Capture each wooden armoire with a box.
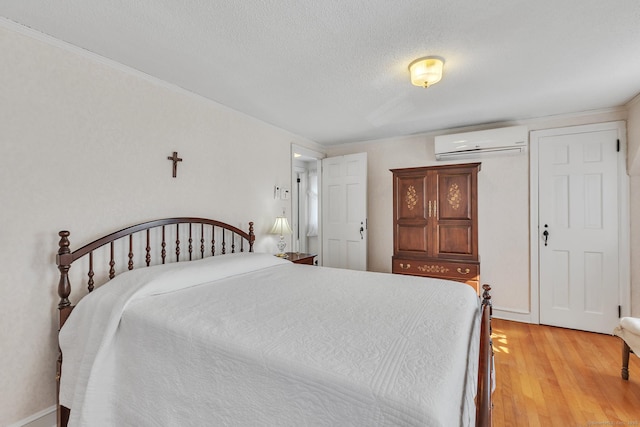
[391,163,480,292]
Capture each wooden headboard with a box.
[56,217,255,326]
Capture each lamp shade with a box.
[408,56,444,88]
[269,216,293,235]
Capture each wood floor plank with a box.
[492,319,640,427]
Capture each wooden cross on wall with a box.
[167,151,182,178]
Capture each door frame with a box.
[529,121,631,325]
[291,144,325,264]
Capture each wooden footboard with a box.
[476,284,493,427]
[55,218,255,427]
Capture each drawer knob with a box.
[400,263,411,269]
[457,267,471,275]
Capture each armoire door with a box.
[393,172,430,256]
[432,165,479,260]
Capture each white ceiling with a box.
[2,1,640,145]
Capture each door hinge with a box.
[617,139,620,152]
[618,305,622,318]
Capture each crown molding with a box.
[626,92,640,108]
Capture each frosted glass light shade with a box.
[409,57,444,88]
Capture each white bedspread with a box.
[60,253,481,427]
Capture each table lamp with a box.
[270,215,293,257]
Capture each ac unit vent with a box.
[434,126,528,161]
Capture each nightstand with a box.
[284,252,316,265]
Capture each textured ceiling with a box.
[2,1,640,145]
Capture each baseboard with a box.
[492,306,534,324]
[7,405,56,427]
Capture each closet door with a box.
[322,153,368,270]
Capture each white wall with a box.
[0,22,321,425]
[326,109,634,321]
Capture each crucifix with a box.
[167,151,182,178]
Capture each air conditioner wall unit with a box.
[434,125,528,160]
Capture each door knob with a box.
[543,224,549,246]
[360,222,364,239]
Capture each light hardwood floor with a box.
[492,319,640,426]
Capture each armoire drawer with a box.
[392,258,480,282]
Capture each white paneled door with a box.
[537,125,621,334]
[322,153,367,270]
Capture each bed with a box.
[55,217,493,427]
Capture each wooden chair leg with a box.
[622,341,630,381]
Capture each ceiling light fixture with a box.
[408,56,444,88]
